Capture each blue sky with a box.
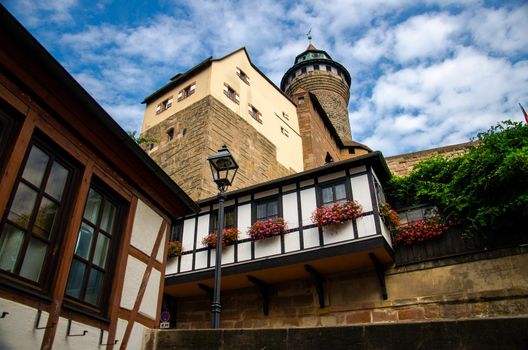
[3,0,528,156]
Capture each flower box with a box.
[167,241,183,258]
[312,200,363,227]
[249,218,288,241]
[202,228,240,248]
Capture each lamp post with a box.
[207,145,238,329]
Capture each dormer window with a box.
[248,104,262,123]
[177,82,196,102]
[236,67,250,85]
[223,83,240,104]
[155,96,173,115]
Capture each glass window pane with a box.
[84,269,103,305]
[74,223,94,260]
[93,234,110,268]
[256,203,266,220]
[83,189,102,224]
[19,238,47,282]
[100,201,117,234]
[0,224,25,273]
[33,198,58,239]
[268,201,278,218]
[8,183,38,229]
[322,187,333,204]
[65,259,86,299]
[225,208,235,229]
[335,184,347,201]
[22,146,49,187]
[44,162,69,201]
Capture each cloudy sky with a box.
[4,0,528,156]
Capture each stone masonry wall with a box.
[141,96,295,201]
[172,248,528,329]
[285,71,352,143]
[386,142,475,176]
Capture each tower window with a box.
[298,97,304,105]
[248,104,262,123]
[155,96,173,115]
[326,65,332,72]
[177,82,196,101]
[236,67,250,85]
[167,128,174,141]
[281,126,289,137]
[223,83,240,104]
[282,112,289,120]
[301,67,307,74]
[314,65,319,70]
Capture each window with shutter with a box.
[177,83,196,102]
[236,67,250,85]
[223,83,239,104]
[248,104,262,123]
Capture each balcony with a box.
[165,152,393,298]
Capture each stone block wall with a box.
[386,142,474,176]
[285,71,352,142]
[171,248,528,329]
[141,96,295,201]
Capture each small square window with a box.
[314,65,319,70]
[236,67,250,85]
[298,97,304,105]
[156,96,173,115]
[254,197,279,221]
[326,65,332,72]
[177,83,196,101]
[210,207,236,233]
[319,181,347,205]
[301,67,307,74]
[223,84,240,104]
[280,126,289,137]
[282,112,289,120]
[248,104,262,123]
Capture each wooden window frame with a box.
[253,196,281,222]
[64,179,127,318]
[0,134,81,296]
[236,67,250,85]
[177,82,196,102]
[248,104,262,124]
[155,96,173,115]
[223,83,240,104]
[317,179,350,206]
[209,206,236,234]
[280,126,289,137]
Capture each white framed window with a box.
[281,126,289,137]
[282,112,289,120]
[223,83,240,104]
[236,67,250,85]
[248,104,262,123]
[177,82,196,102]
[156,96,173,115]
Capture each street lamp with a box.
[207,145,238,328]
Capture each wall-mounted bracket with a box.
[67,319,88,337]
[369,252,388,300]
[197,283,214,302]
[100,329,118,346]
[305,264,325,308]
[1,312,8,318]
[35,309,56,330]
[247,275,269,316]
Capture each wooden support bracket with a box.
[247,275,269,316]
[197,283,214,302]
[304,264,325,308]
[369,252,388,300]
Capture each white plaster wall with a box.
[120,255,146,310]
[300,188,317,226]
[282,183,296,192]
[130,199,163,256]
[195,250,208,269]
[349,165,367,175]
[237,204,252,238]
[238,195,251,203]
[284,231,300,252]
[115,318,146,350]
[139,268,161,320]
[237,241,252,261]
[211,244,235,266]
[380,220,393,247]
[254,236,281,258]
[254,188,278,200]
[318,170,346,183]
[165,256,179,275]
[303,227,320,248]
[156,231,166,263]
[0,299,47,349]
[182,217,196,252]
[180,254,193,272]
[350,175,373,212]
[196,214,210,249]
[322,220,354,245]
[356,215,376,238]
[53,317,102,349]
[300,179,314,187]
[282,192,299,229]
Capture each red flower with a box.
[249,218,288,241]
[202,228,240,248]
[312,200,363,227]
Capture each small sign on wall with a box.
[160,322,170,329]
[160,311,170,329]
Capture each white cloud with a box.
[5,0,78,25]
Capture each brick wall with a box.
[285,71,352,143]
[171,248,528,329]
[141,96,295,201]
[386,142,474,176]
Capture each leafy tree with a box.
[127,130,158,145]
[387,121,528,238]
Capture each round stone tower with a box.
[281,44,353,142]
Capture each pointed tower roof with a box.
[306,43,318,51]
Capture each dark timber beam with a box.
[247,275,270,316]
[304,264,325,308]
[369,252,388,300]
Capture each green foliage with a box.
[387,121,528,236]
[127,130,158,145]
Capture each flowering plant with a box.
[202,228,240,248]
[392,216,449,245]
[312,200,363,227]
[380,203,401,231]
[167,241,183,258]
[249,218,287,241]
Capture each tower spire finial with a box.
[306,28,312,43]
